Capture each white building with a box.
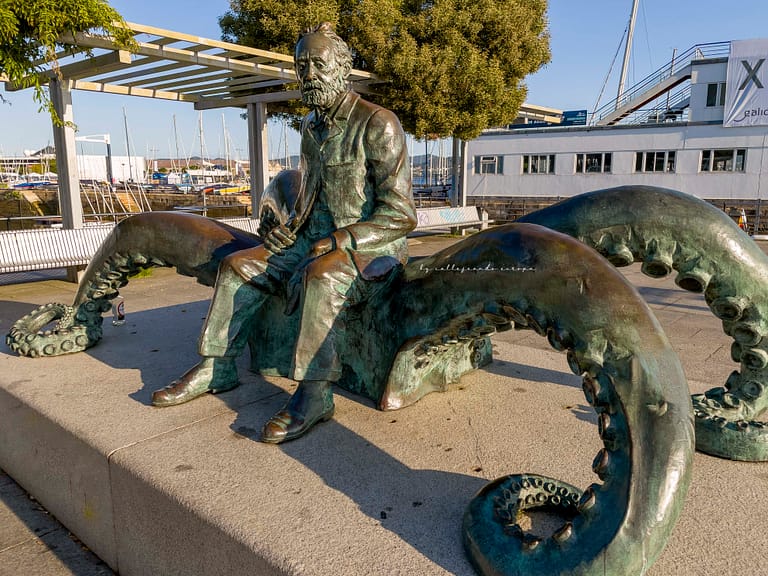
[465,40,768,203]
[76,154,146,184]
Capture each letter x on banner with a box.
[724,39,768,127]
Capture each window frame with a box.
[634,150,677,173]
[522,154,555,175]
[705,82,727,107]
[700,149,746,172]
[474,155,504,175]
[575,152,612,174]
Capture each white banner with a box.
[724,39,768,127]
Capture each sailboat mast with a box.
[616,0,640,108]
[173,114,181,173]
[222,113,231,180]
[123,107,134,182]
[199,112,207,215]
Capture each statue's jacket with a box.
[293,90,417,281]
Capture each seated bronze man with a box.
[151,22,417,443]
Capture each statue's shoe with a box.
[152,358,239,406]
[260,381,335,444]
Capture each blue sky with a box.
[1,0,768,160]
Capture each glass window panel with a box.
[706,83,718,107]
[586,153,601,172]
[735,149,746,172]
[713,149,732,171]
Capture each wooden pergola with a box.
[3,22,378,232]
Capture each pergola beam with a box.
[70,80,197,102]
[64,32,296,82]
[195,90,302,110]
[4,50,133,90]
[92,58,183,84]
[177,77,291,98]
[125,22,296,64]
[54,50,133,81]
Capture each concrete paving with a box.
[0,233,765,575]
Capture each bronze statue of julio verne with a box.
[151,22,416,443]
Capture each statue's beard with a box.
[300,76,347,110]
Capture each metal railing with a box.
[622,85,692,125]
[591,41,730,125]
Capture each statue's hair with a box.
[297,22,353,73]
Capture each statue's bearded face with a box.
[295,35,348,111]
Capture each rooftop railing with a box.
[590,41,730,125]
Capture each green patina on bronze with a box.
[520,185,768,462]
[1,21,718,576]
[5,217,695,576]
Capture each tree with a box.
[219,0,550,140]
[0,0,134,123]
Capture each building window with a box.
[576,153,612,173]
[635,151,676,172]
[474,155,504,175]
[706,82,726,107]
[700,149,746,172]
[522,154,555,174]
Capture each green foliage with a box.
[220,0,550,139]
[0,0,134,123]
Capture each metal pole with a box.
[105,136,114,189]
[123,107,134,183]
[451,137,461,207]
[616,0,640,108]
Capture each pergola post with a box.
[49,78,83,229]
[247,101,270,216]
[49,77,85,282]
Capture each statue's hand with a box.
[263,224,297,255]
[257,209,279,238]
